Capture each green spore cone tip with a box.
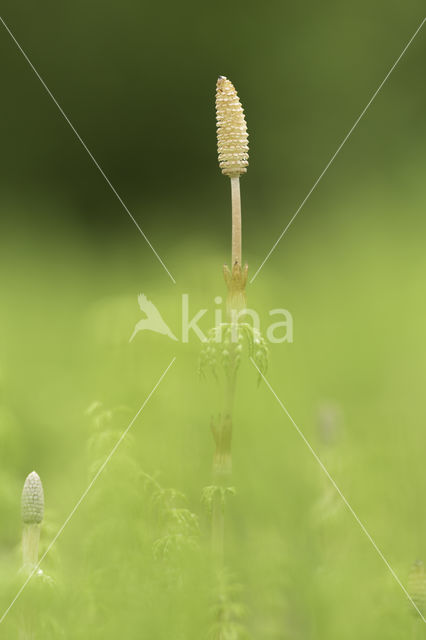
[21,471,45,525]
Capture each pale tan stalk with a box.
[230,177,242,267]
[22,524,41,570]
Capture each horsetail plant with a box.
[21,471,44,572]
[205,76,250,564]
[201,76,268,560]
[19,471,44,639]
[200,77,269,638]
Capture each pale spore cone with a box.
[22,471,44,525]
[216,76,249,177]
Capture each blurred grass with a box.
[0,179,425,637]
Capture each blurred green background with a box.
[0,1,425,637]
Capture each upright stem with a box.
[231,177,242,266]
[20,525,40,639]
[211,362,237,564]
[211,494,225,563]
[22,524,40,571]
[211,177,244,566]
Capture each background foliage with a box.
[0,1,425,637]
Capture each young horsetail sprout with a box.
[216,76,249,314]
[21,471,44,570]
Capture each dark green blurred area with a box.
[0,2,426,638]
[0,0,425,237]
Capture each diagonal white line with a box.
[250,357,426,622]
[250,16,426,284]
[0,357,176,626]
[0,16,176,285]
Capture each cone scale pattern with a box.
[216,77,249,177]
[22,471,44,525]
